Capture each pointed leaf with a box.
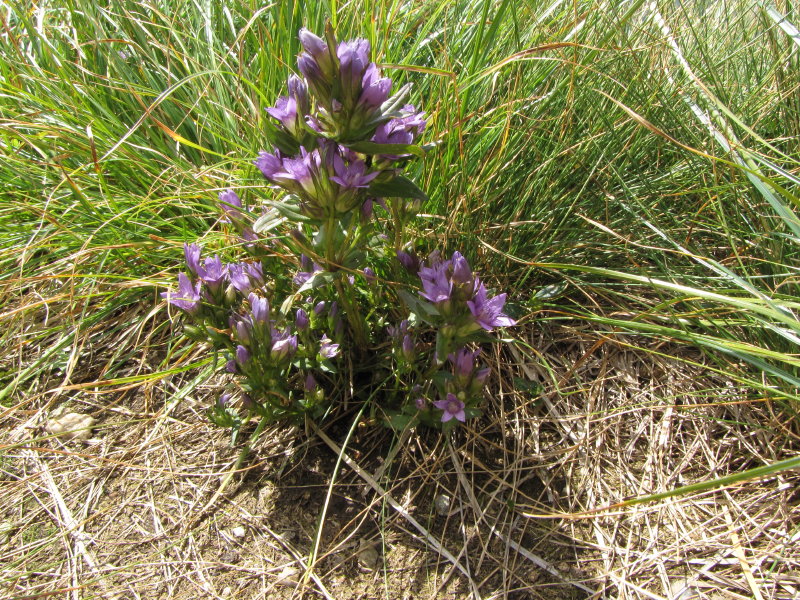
[368,176,429,201]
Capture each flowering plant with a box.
[161,25,516,436]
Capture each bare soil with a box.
[2,320,799,599]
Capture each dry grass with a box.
[2,304,799,600]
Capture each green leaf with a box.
[368,176,429,201]
[534,282,568,301]
[397,289,439,323]
[265,198,310,223]
[297,270,335,294]
[253,209,286,233]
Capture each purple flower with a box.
[451,252,473,286]
[248,293,270,323]
[294,255,323,287]
[198,255,228,291]
[236,345,251,365]
[266,96,299,132]
[397,250,420,275]
[218,189,242,219]
[304,373,318,392]
[273,151,315,193]
[245,261,264,285]
[161,273,201,314]
[401,334,415,361]
[234,318,252,344]
[217,392,231,408]
[296,308,309,330]
[271,332,298,360]
[297,53,324,87]
[433,393,466,423]
[358,63,392,109]
[255,149,284,180]
[337,38,371,94]
[319,334,340,359]
[184,243,201,276]
[415,396,427,410]
[299,28,328,60]
[371,105,426,158]
[418,260,453,304]
[287,75,309,114]
[363,267,376,284]
[449,348,481,377]
[466,284,516,331]
[330,155,379,190]
[228,263,253,294]
[313,300,326,315]
[298,28,335,82]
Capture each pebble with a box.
[434,493,451,515]
[357,538,380,571]
[231,526,246,539]
[45,412,96,441]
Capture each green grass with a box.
[1,0,798,470]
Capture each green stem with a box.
[335,276,368,348]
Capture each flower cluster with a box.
[160,26,516,435]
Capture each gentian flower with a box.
[449,348,481,377]
[296,308,309,330]
[401,334,415,361]
[418,259,453,304]
[330,154,379,190]
[184,243,201,276]
[255,149,284,181]
[245,262,264,285]
[248,293,270,324]
[271,331,298,360]
[466,284,515,331]
[218,189,242,220]
[294,255,323,287]
[451,252,473,286]
[433,393,466,423]
[272,147,317,196]
[266,96,298,131]
[198,255,228,292]
[319,334,340,359]
[337,38,371,98]
[228,263,254,294]
[358,63,392,110]
[236,344,251,366]
[304,373,318,392]
[287,75,310,115]
[161,273,201,314]
[397,250,420,275]
[372,105,426,157]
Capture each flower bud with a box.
[397,250,420,275]
[401,334,415,361]
[296,308,309,331]
[236,345,251,365]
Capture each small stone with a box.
[45,412,96,441]
[434,493,451,516]
[222,587,232,597]
[231,526,246,539]
[275,565,299,587]
[357,538,380,571]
